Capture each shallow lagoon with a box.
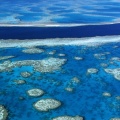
[0,38,120,120]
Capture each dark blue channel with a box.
[0,23,120,39]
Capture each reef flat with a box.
[0,35,120,48]
[0,36,120,120]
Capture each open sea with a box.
[0,0,120,120]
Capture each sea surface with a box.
[0,0,120,120]
[0,0,120,25]
[0,24,120,39]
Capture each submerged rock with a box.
[94,53,106,60]
[114,73,120,81]
[53,115,83,120]
[33,99,61,112]
[104,69,114,74]
[100,63,108,67]
[87,68,98,74]
[48,51,56,55]
[21,72,32,78]
[72,77,80,83]
[22,47,44,54]
[58,54,66,57]
[14,80,26,85]
[65,87,74,92]
[0,105,8,120]
[102,92,111,97]
[74,57,83,61]
[110,118,120,120]
[116,96,120,100]
[19,97,25,100]
[34,57,66,73]
[0,57,66,73]
[0,61,12,72]
[104,68,120,81]
[111,57,120,61]
[27,88,44,97]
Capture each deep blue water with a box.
[0,42,120,120]
[0,24,120,39]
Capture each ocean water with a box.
[0,24,120,39]
[0,37,120,120]
[0,0,120,120]
[0,0,120,25]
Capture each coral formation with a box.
[13,80,26,85]
[0,105,8,120]
[53,115,83,120]
[102,92,111,97]
[27,88,44,97]
[33,99,61,112]
[0,57,66,73]
[22,47,44,54]
[87,68,98,74]
[0,56,14,61]
[104,68,120,81]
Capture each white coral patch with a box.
[110,118,120,120]
[0,57,66,73]
[53,115,83,120]
[14,80,26,85]
[102,92,111,97]
[21,72,31,78]
[74,57,83,60]
[0,105,8,120]
[0,56,14,61]
[27,88,44,97]
[33,99,61,111]
[87,68,98,74]
[22,47,44,54]
[104,68,120,81]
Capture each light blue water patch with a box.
[0,42,120,120]
[49,9,74,15]
[16,13,46,22]
[28,7,43,13]
[51,13,114,23]
[0,13,11,18]
[86,12,120,18]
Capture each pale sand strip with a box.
[0,35,120,48]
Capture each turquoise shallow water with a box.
[0,41,120,120]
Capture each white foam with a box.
[0,21,120,27]
[0,35,120,48]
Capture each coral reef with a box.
[22,47,44,54]
[104,68,120,81]
[0,57,66,73]
[0,105,8,120]
[87,68,98,74]
[102,92,111,97]
[21,72,32,78]
[27,88,44,97]
[33,99,61,112]
[53,115,83,120]
[0,56,14,61]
